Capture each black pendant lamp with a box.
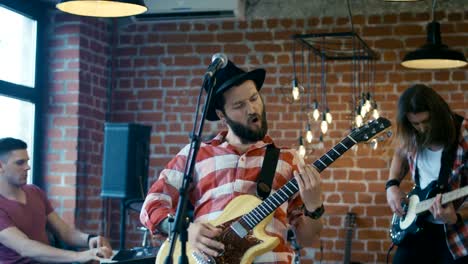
[56,0,148,18]
[401,0,467,69]
[401,21,467,69]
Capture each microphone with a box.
[205,53,228,78]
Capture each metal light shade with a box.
[402,21,467,69]
[56,0,147,17]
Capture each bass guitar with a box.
[157,117,391,264]
[389,182,468,245]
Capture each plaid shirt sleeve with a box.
[445,117,468,259]
[140,145,190,234]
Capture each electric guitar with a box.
[156,117,391,264]
[389,182,468,245]
[344,212,361,264]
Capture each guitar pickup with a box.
[230,221,248,238]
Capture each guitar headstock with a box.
[345,212,357,230]
[349,117,392,143]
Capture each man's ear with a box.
[215,109,225,121]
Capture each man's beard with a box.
[225,110,268,144]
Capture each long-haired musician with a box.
[386,84,467,263]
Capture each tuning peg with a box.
[386,130,393,138]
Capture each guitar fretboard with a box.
[415,185,468,214]
[240,135,358,229]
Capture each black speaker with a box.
[101,123,151,200]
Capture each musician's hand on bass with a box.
[430,194,458,224]
[387,186,406,217]
[188,222,224,257]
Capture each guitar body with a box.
[156,195,279,264]
[389,182,438,245]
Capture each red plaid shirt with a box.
[407,117,468,259]
[140,131,305,263]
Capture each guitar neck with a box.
[415,186,468,214]
[344,228,353,264]
[343,212,356,264]
[240,135,358,229]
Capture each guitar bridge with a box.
[192,251,216,264]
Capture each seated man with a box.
[0,137,113,263]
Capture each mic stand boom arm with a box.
[163,76,217,264]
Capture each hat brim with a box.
[206,68,266,121]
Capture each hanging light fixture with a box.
[320,112,328,134]
[325,108,332,124]
[298,136,306,158]
[311,100,320,121]
[291,40,304,101]
[292,79,301,101]
[401,0,467,69]
[372,102,380,120]
[305,123,313,143]
[56,0,148,17]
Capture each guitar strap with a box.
[415,114,463,192]
[257,144,280,200]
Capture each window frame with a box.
[0,0,48,187]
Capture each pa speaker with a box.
[101,123,151,199]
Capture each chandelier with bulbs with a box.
[290,32,378,158]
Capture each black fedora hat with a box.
[205,60,266,121]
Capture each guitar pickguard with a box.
[389,189,426,245]
[196,217,263,264]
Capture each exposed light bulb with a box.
[292,79,300,101]
[326,110,332,124]
[320,113,328,134]
[306,130,313,143]
[370,138,378,150]
[298,136,306,158]
[360,105,367,117]
[306,124,313,143]
[292,87,300,101]
[364,93,372,112]
[355,114,363,127]
[313,109,320,121]
[320,120,328,134]
[372,108,380,119]
[298,144,306,158]
[311,100,320,121]
[364,100,371,112]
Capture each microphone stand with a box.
[164,75,217,264]
[287,228,302,264]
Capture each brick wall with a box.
[45,14,111,233]
[45,9,467,263]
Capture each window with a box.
[0,1,44,184]
[0,6,37,87]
